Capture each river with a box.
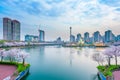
[22,46,104,80]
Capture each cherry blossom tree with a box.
[103,46,120,66]
[19,50,29,65]
[103,47,113,66]
[110,46,120,66]
[92,53,105,66]
[0,49,5,62]
[5,49,20,62]
[0,48,29,65]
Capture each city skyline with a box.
[0,0,120,41]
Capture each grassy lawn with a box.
[0,61,30,73]
[97,65,120,76]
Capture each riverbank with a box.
[0,61,30,80]
[97,65,120,80]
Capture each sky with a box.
[0,0,120,41]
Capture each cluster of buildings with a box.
[2,17,119,45]
[69,27,120,44]
[2,17,45,42]
[3,17,20,41]
[25,29,45,42]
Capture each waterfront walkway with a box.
[0,65,17,80]
[113,70,120,80]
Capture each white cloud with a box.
[0,0,120,40]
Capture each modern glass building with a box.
[93,31,102,43]
[70,35,75,42]
[38,30,45,42]
[104,30,115,43]
[25,35,38,42]
[84,32,89,43]
[3,17,20,41]
[76,33,81,42]
[116,35,120,41]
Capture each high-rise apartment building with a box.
[3,17,20,41]
[12,20,20,41]
[38,29,45,42]
[104,30,115,43]
[93,31,102,43]
[3,18,12,40]
[84,32,89,43]
[76,33,81,42]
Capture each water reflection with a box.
[39,46,45,56]
[20,46,101,80]
[83,47,90,57]
[69,48,74,66]
[90,74,99,80]
[76,47,82,56]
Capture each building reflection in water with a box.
[76,47,82,56]
[82,47,90,57]
[69,48,75,66]
[39,46,45,56]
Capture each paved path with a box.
[113,70,120,80]
[0,65,17,80]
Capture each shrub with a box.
[97,65,120,77]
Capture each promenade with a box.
[113,70,120,80]
[0,65,16,80]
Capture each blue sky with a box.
[0,0,120,41]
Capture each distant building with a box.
[76,33,81,42]
[84,32,90,43]
[70,35,75,42]
[56,37,61,42]
[38,29,45,42]
[104,30,115,43]
[116,35,120,41]
[93,31,102,43]
[89,37,94,43]
[70,27,72,42]
[25,35,38,42]
[55,37,63,44]
[3,17,20,41]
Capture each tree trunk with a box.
[108,57,111,66]
[1,56,3,62]
[115,56,117,66]
[23,58,25,65]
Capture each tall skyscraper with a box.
[3,17,20,41]
[76,33,81,42]
[84,32,89,43]
[116,35,120,41]
[93,31,102,43]
[38,29,45,42]
[70,35,75,42]
[104,30,115,43]
[12,20,20,41]
[3,17,12,40]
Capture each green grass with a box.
[97,65,120,76]
[0,61,30,73]
[17,63,30,72]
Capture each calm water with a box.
[22,46,104,80]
